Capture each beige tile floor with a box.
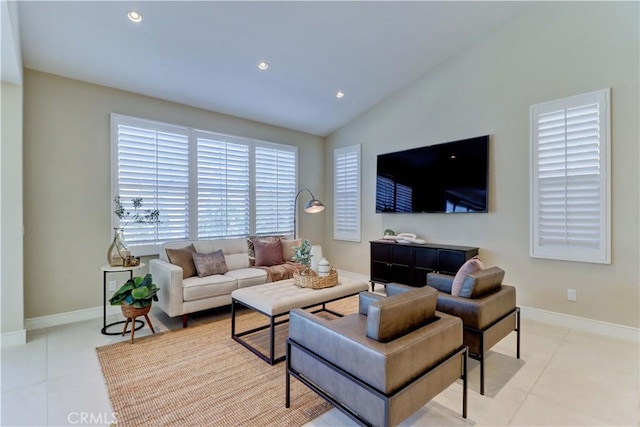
[1,302,638,426]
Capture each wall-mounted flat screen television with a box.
[376,135,489,213]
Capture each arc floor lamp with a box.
[294,188,324,239]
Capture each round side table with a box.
[101,264,146,335]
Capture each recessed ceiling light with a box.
[258,61,269,70]
[336,91,345,99]
[127,10,142,23]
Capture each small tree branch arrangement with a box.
[113,195,160,229]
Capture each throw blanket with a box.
[258,262,305,282]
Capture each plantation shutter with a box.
[530,89,610,264]
[113,115,190,254]
[334,145,361,241]
[112,114,299,252]
[196,135,250,238]
[255,145,297,235]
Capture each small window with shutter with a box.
[529,89,610,264]
[334,144,361,242]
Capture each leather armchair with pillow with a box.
[388,266,520,395]
[286,286,468,427]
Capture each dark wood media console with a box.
[370,240,479,290]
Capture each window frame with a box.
[111,113,297,255]
[529,88,611,264]
[333,144,361,242]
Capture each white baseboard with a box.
[520,306,640,342]
[20,277,640,343]
[1,329,27,347]
[25,305,120,331]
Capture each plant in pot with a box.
[109,273,159,319]
[292,239,313,275]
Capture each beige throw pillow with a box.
[281,238,302,262]
[192,250,229,278]
[165,244,197,279]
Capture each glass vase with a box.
[107,228,129,267]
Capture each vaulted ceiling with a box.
[17,1,530,136]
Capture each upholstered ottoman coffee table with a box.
[231,276,368,364]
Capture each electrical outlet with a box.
[567,288,577,302]
[109,280,117,291]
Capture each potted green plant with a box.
[109,273,159,319]
[292,239,316,278]
[292,239,312,267]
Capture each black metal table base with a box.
[231,292,361,365]
[101,319,144,336]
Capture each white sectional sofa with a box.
[150,238,270,327]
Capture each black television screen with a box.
[376,136,489,213]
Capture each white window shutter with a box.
[113,115,190,254]
[255,145,297,235]
[530,89,610,264]
[112,114,298,252]
[334,145,361,242]
[196,136,250,239]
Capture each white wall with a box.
[1,82,25,340]
[325,2,639,328]
[23,70,325,319]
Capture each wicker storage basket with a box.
[121,303,151,319]
[293,267,338,289]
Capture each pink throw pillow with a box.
[254,239,285,267]
[451,256,484,297]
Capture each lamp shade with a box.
[304,199,325,213]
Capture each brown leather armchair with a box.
[286,286,468,427]
[388,266,520,395]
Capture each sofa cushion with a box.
[452,256,484,297]
[165,244,197,279]
[193,238,248,257]
[254,238,284,266]
[247,235,284,266]
[367,287,438,342]
[182,275,238,302]
[224,253,250,270]
[192,250,229,277]
[281,238,302,262]
[225,268,268,288]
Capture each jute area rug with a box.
[96,296,359,427]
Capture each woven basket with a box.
[293,267,338,289]
[121,303,151,319]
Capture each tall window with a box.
[334,144,361,242]
[529,89,610,264]
[112,116,190,248]
[111,114,297,254]
[255,146,296,235]
[196,134,250,239]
